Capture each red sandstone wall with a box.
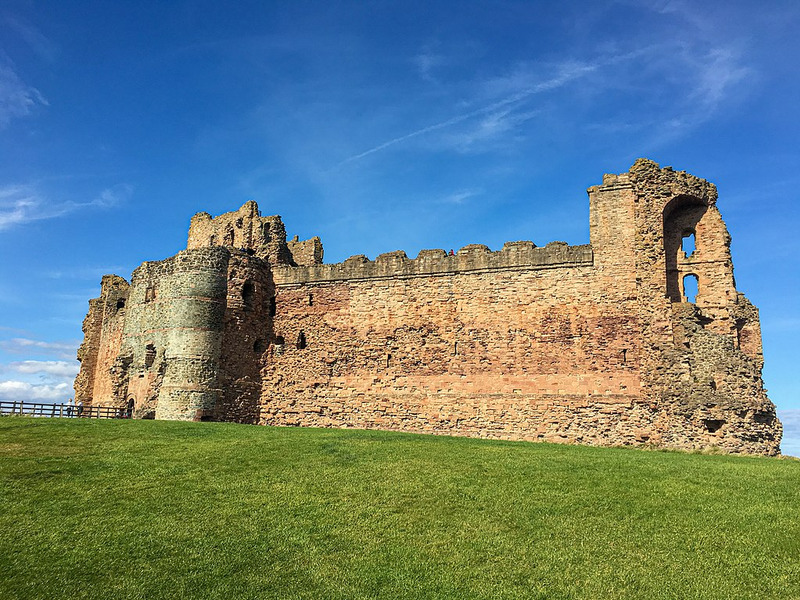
[74,275,129,407]
[261,263,646,444]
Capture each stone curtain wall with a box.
[262,259,648,445]
[74,159,783,455]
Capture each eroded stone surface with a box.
[73,160,782,455]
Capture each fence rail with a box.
[0,401,132,419]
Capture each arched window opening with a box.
[297,331,307,349]
[145,286,156,303]
[224,228,234,246]
[681,230,696,257]
[386,353,392,368]
[263,223,271,243]
[662,196,706,302]
[274,335,285,356]
[269,296,277,317]
[116,298,126,310]
[144,343,156,368]
[209,234,216,246]
[242,281,255,310]
[621,348,628,364]
[453,341,458,355]
[682,274,699,304]
[253,339,265,353]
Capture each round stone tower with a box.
[153,247,230,420]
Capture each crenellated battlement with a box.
[273,241,593,285]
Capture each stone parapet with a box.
[273,241,593,285]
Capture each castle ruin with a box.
[73,159,783,455]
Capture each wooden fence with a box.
[0,401,132,419]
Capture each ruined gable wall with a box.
[625,160,780,454]
[74,275,129,407]
[73,298,102,405]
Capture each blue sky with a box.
[1,1,798,453]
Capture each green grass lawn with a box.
[1,418,798,600]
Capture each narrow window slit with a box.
[242,281,255,310]
[144,343,156,368]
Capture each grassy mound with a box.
[1,418,798,600]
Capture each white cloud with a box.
[0,54,47,128]
[0,183,133,231]
[0,380,71,402]
[7,360,79,378]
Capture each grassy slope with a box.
[0,418,798,600]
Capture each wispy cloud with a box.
[414,46,445,83]
[335,3,755,169]
[690,47,749,110]
[0,53,47,128]
[438,188,482,205]
[4,15,57,62]
[44,265,131,280]
[445,107,540,153]
[0,337,79,360]
[0,183,133,231]
[336,61,597,167]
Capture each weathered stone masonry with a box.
[74,160,782,455]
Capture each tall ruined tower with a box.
[74,161,781,455]
[588,160,778,453]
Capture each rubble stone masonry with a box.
[74,160,782,455]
